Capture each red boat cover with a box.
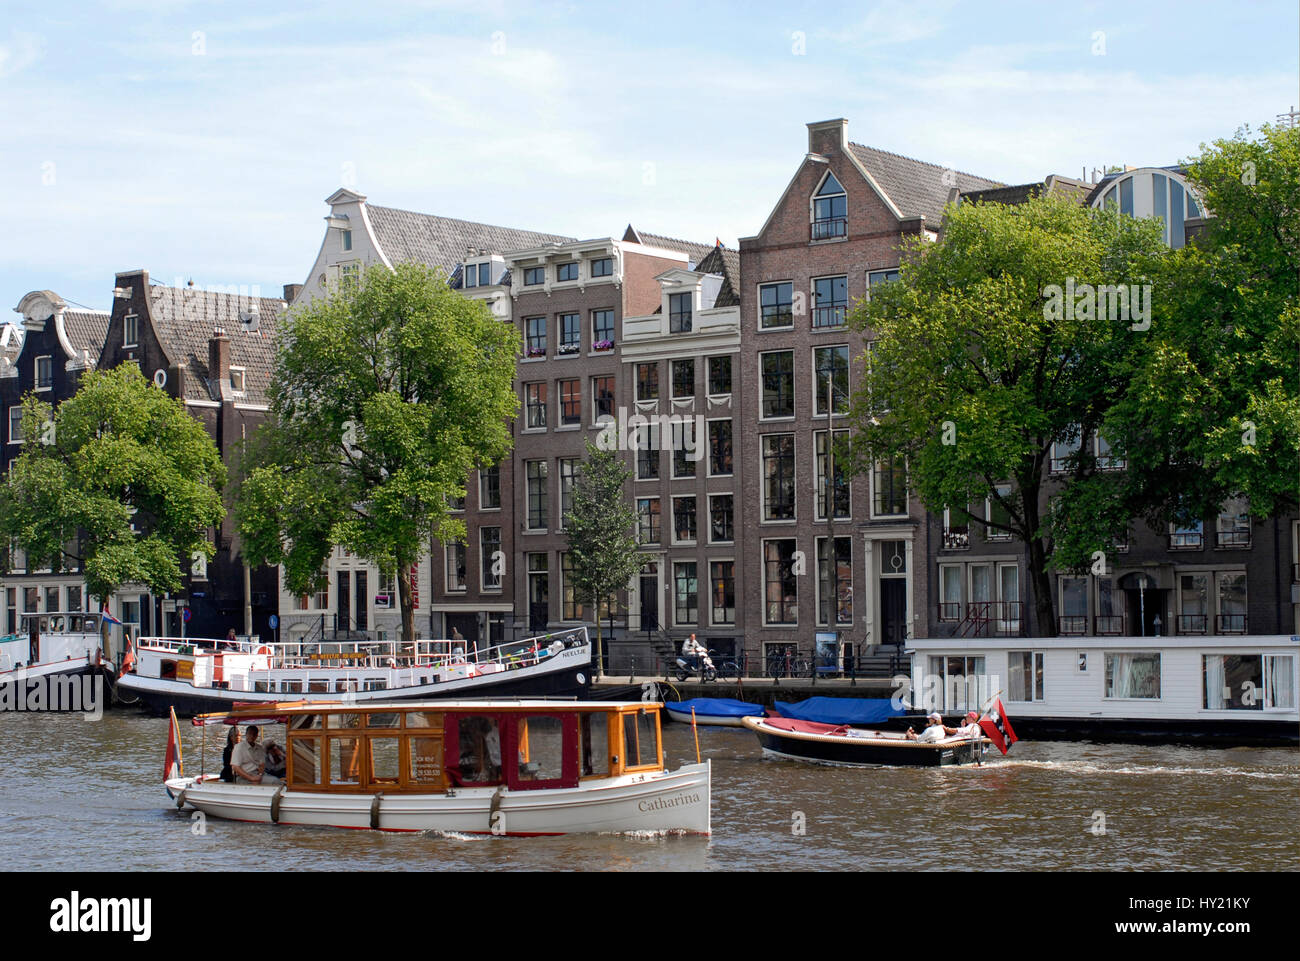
[761,717,851,736]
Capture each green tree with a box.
[237,262,518,644]
[564,441,641,676]
[847,194,1168,636]
[0,366,226,656]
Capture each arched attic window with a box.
[811,171,847,240]
[1094,168,1204,249]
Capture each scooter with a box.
[674,649,717,682]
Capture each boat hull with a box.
[0,660,116,712]
[167,761,711,835]
[744,717,986,767]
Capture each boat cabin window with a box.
[291,739,320,785]
[160,660,178,681]
[406,711,443,730]
[367,712,400,729]
[290,714,322,730]
[409,734,444,784]
[308,679,329,693]
[621,709,662,770]
[369,736,401,784]
[326,713,362,729]
[579,711,610,777]
[453,715,503,785]
[328,736,363,785]
[282,680,303,694]
[517,715,565,782]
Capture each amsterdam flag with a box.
[978,698,1019,755]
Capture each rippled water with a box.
[4,712,1296,871]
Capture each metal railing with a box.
[811,218,847,241]
[1176,614,1208,635]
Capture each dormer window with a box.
[464,263,492,288]
[811,171,847,240]
[524,266,544,286]
[124,314,139,348]
[34,356,53,391]
[230,367,246,393]
[669,292,692,333]
[556,262,578,282]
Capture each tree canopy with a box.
[0,365,226,610]
[236,262,519,643]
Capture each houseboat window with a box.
[927,655,987,713]
[1077,652,1088,673]
[308,679,329,693]
[1265,656,1295,709]
[363,679,388,691]
[290,739,320,785]
[329,737,363,785]
[369,737,401,784]
[282,680,303,694]
[1203,654,1262,710]
[406,711,444,730]
[456,716,502,783]
[579,712,610,776]
[253,680,271,693]
[366,712,400,729]
[1104,653,1161,699]
[1008,651,1045,701]
[622,710,660,769]
[518,715,565,781]
[409,737,444,784]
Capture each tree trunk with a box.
[593,596,603,679]
[1027,537,1057,637]
[397,561,415,645]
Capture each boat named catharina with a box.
[165,699,711,835]
[119,627,593,716]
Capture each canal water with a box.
[4,712,1296,871]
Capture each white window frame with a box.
[229,366,246,394]
[8,405,22,445]
[34,355,53,392]
[123,314,139,348]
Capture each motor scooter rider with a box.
[681,633,715,672]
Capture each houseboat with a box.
[906,633,1299,745]
[119,627,593,716]
[165,699,711,835]
[0,612,115,710]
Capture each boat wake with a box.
[990,758,1298,780]
[424,830,495,842]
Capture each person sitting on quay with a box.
[264,740,287,779]
[905,712,951,742]
[231,725,281,785]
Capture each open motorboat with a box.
[164,698,711,835]
[663,698,766,727]
[743,715,989,767]
[119,627,594,716]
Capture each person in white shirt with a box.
[231,725,281,785]
[905,712,950,742]
[955,710,983,738]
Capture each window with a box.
[527,553,549,624]
[671,420,696,478]
[1095,433,1124,470]
[669,292,692,332]
[1170,519,1204,550]
[8,406,21,445]
[463,263,478,288]
[671,359,694,398]
[558,313,581,353]
[986,485,1012,539]
[591,257,613,277]
[1059,577,1088,635]
[636,424,659,479]
[762,434,795,521]
[707,356,731,395]
[229,367,245,393]
[761,351,794,418]
[1009,652,1045,702]
[764,539,798,624]
[557,262,578,282]
[592,309,614,347]
[479,263,491,286]
[812,276,847,328]
[1104,653,1161,699]
[816,536,852,625]
[637,498,661,544]
[342,229,353,251]
[872,458,907,517]
[479,466,500,510]
[591,376,614,421]
[66,585,82,612]
[1218,573,1247,633]
[1096,576,1123,634]
[524,316,546,357]
[526,461,548,530]
[1216,497,1251,548]
[709,494,734,543]
[524,382,547,429]
[867,268,899,290]
[711,561,735,625]
[708,420,733,476]
[1050,428,1082,473]
[942,507,970,550]
[673,496,697,543]
[480,528,501,589]
[558,379,580,426]
[759,282,794,329]
[924,655,989,713]
[561,553,585,621]
[938,564,963,621]
[123,314,139,348]
[35,356,52,391]
[559,458,579,528]
[811,171,847,240]
[445,542,466,592]
[674,562,698,625]
[341,263,359,288]
[523,266,544,286]
[636,363,659,401]
[1202,655,1275,709]
[1178,573,1209,634]
[815,430,850,519]
[813,346,849,415]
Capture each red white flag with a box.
[164,706,184,781]
[978,698,1019,755]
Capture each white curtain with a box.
[1108,653,1160,698]
[1266,656,1295,709]
[1203,655,1226,709]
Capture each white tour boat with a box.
[907,633,1299,745]
[119,627,593,716]
[165,699,711,835]
[0,612,116,711]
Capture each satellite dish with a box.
[153,369,167,388]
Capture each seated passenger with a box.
[955,711,982,738]
[264,740,287,779]
[905,712,950,743]
[220,726,240,783]
[231,724,281,785]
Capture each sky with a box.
[1,0,1296,314]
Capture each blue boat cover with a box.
[667,698,764,718]
[772,697,904,725]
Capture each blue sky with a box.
[2,0,1295,313]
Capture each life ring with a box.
[256,646,271,656]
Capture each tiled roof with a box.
[632,230,717,267]
[961,176,1095,208]
[847,143,1003,228]
[146,285,286,405]
[62,308,110,360]
[366,205,574,274]
[693,244,741,308]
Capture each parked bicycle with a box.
[766,650,812,678]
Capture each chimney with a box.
[209,326,231,385]
[283,283,303,304]
[807,118,848,157]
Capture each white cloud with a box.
[0,31,44,79]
